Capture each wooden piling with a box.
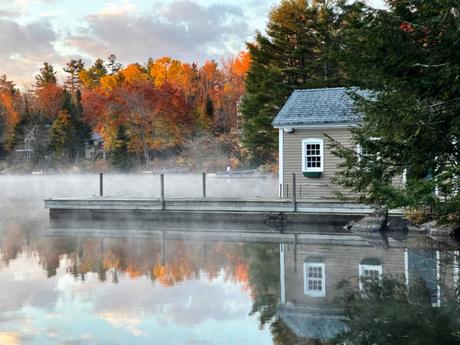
[160,173,165,210]
[99,173,103,197]
[202,172,206,198]
[292,173,297,212]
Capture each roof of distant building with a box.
[272,87,371,127]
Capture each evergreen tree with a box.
[63,59,85,93]
[35,62,57,88]
[111,125,132,171]
[240,0,347,165]
[79,59,107,89]
[49,109,72,160]
[329,1,460,223]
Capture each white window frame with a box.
[302,138,324,173]
[359,264,383,293]
[304,262,326,297]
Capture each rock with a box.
[420,221,436,233]
[350,211,388,233]
[343,220,356,231]
[423,221,458,238]
[385,218,411,241]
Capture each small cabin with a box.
[272,87,367,199]
[15,126,36,161]
[85,132,106,160]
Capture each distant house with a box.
[272,87,369,199]
[15,126,36,161]
[85,132,106,160]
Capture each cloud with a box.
[0,19,59,85]
[65,0,251,65]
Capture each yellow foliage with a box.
[122,64,149,84]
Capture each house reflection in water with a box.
[277,234,459,343]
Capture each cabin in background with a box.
[272,87,368,199]
[85,132,106,160]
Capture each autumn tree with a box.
[111,81,192,163]
[79,58,107,89]
[0,75,21,156]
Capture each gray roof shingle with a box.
[272,87,370,127]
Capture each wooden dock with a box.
[45,196,403,232]
[45,197,378,213]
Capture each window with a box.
[356,138,380,163]
[304,262,326,297]
[359,260,383,295]
[302,139,324,172]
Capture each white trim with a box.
[435,250,441,307]
[274,123,358,129]
[404,249,409,287]
[279,129,284,197]
[302,138,324,173]
[280,243,286,304]
[454,251,459,300]
[359,263,383,293]
[304,262,326,297]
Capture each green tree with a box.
[79,58,107,89]
[60,89,91,161]
[63,59,85,93]
[111,125,132,171]
[240,0,347,165]
[328,1,460,223]
[35,62,57,88]
[49,109,72,160]
[333,276,460,345]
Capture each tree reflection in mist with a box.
[333,276,460,345]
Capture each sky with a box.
[0,0,386,86]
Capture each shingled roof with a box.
[272,87,369,127]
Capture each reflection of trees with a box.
[333,276,460,345]
[245,244,280,327]
[38,236,252,289]
[0,224,23,266]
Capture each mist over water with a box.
[0,173,278,225]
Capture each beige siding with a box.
[283,243,406,309]
[282,127,353,199]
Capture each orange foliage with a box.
[122,64,149,84]
[79,52,248,153]
[35,84,63,119]
[0,91,20,150]
[149,57,194,92]
[228,51,251,78]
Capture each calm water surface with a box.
[0,175,459,345]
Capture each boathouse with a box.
[272,87,368,199]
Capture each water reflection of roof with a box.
[277,307,347,342]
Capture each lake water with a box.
[0,175,459,344]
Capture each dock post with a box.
[202,172,206,198]
[160,174,165,210]
[99,173,103,197]
[292,173,297,212]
